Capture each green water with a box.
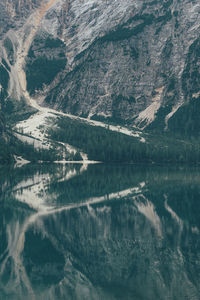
[0,163,199,300]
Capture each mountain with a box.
[0,0,200,163]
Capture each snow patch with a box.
[192,91,200,99]
[14,155,30,168]
[15,111,55,149]
[139,182,146,188]
[13,173,55,211]
[140,137,146,143]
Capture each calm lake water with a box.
[0,163,199,300]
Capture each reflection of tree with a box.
[0,164,200,299]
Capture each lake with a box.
[0,163,199,300]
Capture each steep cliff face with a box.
[37,0,200,129]
[0,0,40,38]
[0,0,200,132]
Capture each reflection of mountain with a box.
[0,164,200,299]
[31,199,199,300]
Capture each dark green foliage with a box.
[1,58,10,71]
[162,0,173,9]
[10,137,60,162]
[0,65,9,103]
[156,10,172,24]
[0,137,12,164]
[142,0,158,10]
[182,38,200,97]
[49,164,150,205]
[101,14,155,42]
[73,151,83,161]
[0,65,9,90]
[2,97,36,125]
[27,47,35,59]
[3,38,14,65]
[175,19,179,30]
[112,94,136,104]
[130,46,139,59]
[49,117,146,163]
[168,98,200,136]
[2,98,15,114]
[155,9,172,34]
[48,116,200,164]
[109,94,136,124]
[26,34,67,95]
[146,105,172,132]
[44,37,64,48]
[0,133,61,164]
[90,114,127,127]
[26,57,66,94]
[24,231,65,265]
[24,230,65,286]
[167,77,176,91]
[162,39,173,58]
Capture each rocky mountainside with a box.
[0,0,40,38]
[0,0,200,139]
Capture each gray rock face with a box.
[0,0,40,38]
[0,0,200,129]
[42,0,200,128]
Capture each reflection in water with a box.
[0,164,200,300]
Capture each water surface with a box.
[0,163,199,300]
